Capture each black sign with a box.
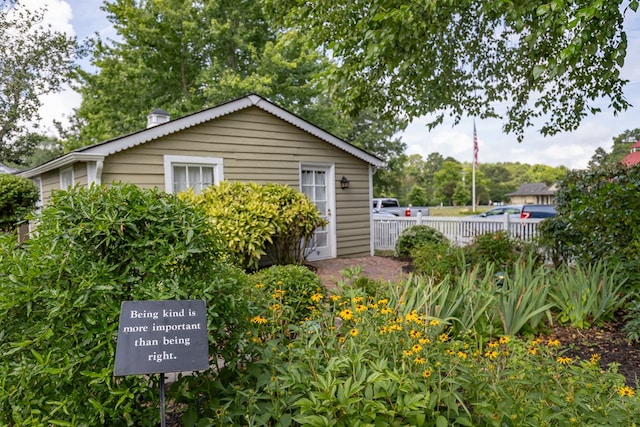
[114,300,209,376]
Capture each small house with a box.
[506,182,556,205]
[17,94,384,260]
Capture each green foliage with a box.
[549,261,629,329]
[268,0,631,141]
[550,163,640,290]
[0,1,78,163]
[0,174,39,231]
[411,243,467,282]
[395,224,449,257]
[0,184,251,426]
[623,297,640,342]
[465,231,540,270]
[495,258,554,336]
[182,181,326,270]
[250,264,324,324]
[187,270,640,425]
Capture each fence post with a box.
[416,211,422,225]
[502,212,510,233]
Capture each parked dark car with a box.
[520,204,556,219]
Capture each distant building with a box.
[621,140,640,166]
[506,182,556,205]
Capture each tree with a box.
[266,0,636,141]
[0,0,77,165]
[589,128,640,168]
[0,174,39,231]
[433,160,463,206]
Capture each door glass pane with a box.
[315,201,327,215]
[315,171,326,186]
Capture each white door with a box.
[301,165,335,260]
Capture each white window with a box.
[60,167,74,190]
[163,155,223,194]
[34,177,43,212]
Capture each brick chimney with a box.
[147,108,171,128]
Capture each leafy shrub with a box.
[0,184,251,426]
[464,231,541,270]
[395,224,449,257]
[411,242,467,281]
[250,264,324,323]
[552,163,640,269]
[181,181,326,270]
[0,174,39,231]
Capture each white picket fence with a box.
[373,213,544,250]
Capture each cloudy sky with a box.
[30,0,640,169]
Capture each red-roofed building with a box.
[621,140,640,166]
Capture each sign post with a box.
[114,300,209,426]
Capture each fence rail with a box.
[373,214,544,250]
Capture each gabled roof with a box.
[0,162,18,174]
[506,182,555,196]
[622,140,640,166]
[18,94,384,178]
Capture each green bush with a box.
[249,264,324,324]
[0,184,251,426]
[464,231,541,270]
[411,242,467,281]
[395,225,449,257]
[181,181,326,270]
[0,174,39,231]
[551,164,640,271]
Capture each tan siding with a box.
[35,107,374,258]
[73,163,88,186]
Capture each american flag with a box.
[473,121,479,168]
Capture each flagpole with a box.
[472,121,478,213]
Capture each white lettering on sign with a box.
[130,310,159,320]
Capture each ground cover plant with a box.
[177,271,639,426]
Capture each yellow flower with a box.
[250,315,268,324]
[355,304,368,313]
[402,349,413,357]
[618,386,636,397]
[269,303,281,311]
[485,350,499,359]
[412,344,423,353]
[488,341,499,348]
[254,282,265,289]
[405,310,420,323]
[429,319,440,326]
[414,357,426,365]
[457,351,468,359]
[380,307,393,315]
[422,369,432,378]
[349,328,359,337]
[528,347,538,355]
[547,339,560,347]
[338,336,345,343]
[589,353,601,365]
[352,296,364,303]
[339,309,354,321]
[445,349,455,355]
[377,298,389,306]
[389,324,403,332]
[499,336,510,344]
[379,326,389,334]
[272,289,286,299]
[419,337,431,344]
[310,293,323,302]
[329,295,341,302]
[438,333,449,343]
[557,356,572,365]
[409,329,422,339]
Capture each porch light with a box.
[340,176,350,190]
